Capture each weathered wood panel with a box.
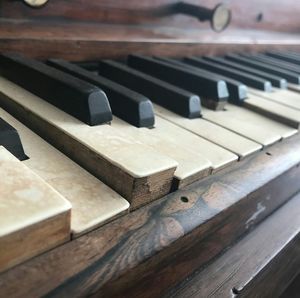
[1,0,300,33]
[167,193,300,298]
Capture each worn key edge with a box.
[0,77,177,209]
[2,134,300,297]
[0,146,71,273]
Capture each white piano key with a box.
[150,115,238,172]
[154,104,262,159]
[244,94,300,129]
[288,83,300,92]
[0,146,71,272]
[202,104,296,146]
[0,77,178,209]
[112,117,212,187]
[0,108,129,237]
[249,88,300,110]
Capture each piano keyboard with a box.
[1,50,300,273]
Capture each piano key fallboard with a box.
[1,50,300,283]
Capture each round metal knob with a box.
[211,4,231,32]
[24,0,49,8]
[175,2,232,32]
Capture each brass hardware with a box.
[175,2,232,32]
[24,0,49,8]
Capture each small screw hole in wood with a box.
[181,196,189,203]
[266,152,272,156]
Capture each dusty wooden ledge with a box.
[1,135,300,298]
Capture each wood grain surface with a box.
[166,192,300,298]
[1,26,300,61]
[1,0,300,60]
[1,134,300,297]
[1,0,300,33]
[280,274,300,298]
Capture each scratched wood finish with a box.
[1,135,300,298]
[167,193,300,298]
[1,0,300,33]
[239,235,300,298]
[1,26,300,61]
[1,0,300,60]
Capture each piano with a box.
[0,1,300,297]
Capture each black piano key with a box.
[265,51,300,66]
[127,54,229,110]
[226,54,300,84]
[47,59,155,128]
[183,57,272,91]
[204,56,287,89]
[73,61,99,72]
[241,54,300,75]
[156,57,247,105]
[0,54,112,126]
[97,60,201,119]
[0,118,27,161]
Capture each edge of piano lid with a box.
[1,0,300,60]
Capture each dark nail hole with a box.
[266,152,272,156]
[232,287,240,295]
[181,196,189,203]
[256,12,263,22]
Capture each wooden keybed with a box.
[1,1,300,297]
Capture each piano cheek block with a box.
[88,90,113,125]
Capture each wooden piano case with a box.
[0,1,300,297]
